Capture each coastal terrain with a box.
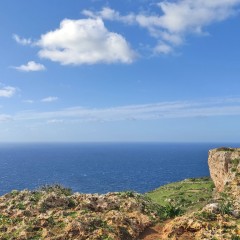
[0,148,239,239]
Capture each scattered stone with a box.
[202,203,219,214]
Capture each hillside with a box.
[0,147,239,240]
[140,147,240,239]
[0,178,215,240]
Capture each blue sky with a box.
[1,0,240,142]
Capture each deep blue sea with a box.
[0,143,238,196]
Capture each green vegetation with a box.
[119,191,135,198]
[146,177,214,213]
[30,191,43,203]
[232,236,240,240]
[230,157,240,177]
[219,201,233,215]
[196,210,217,221]
[232,158,240,167]
[162,202,183,218]
[216,147,235,152]
[39,184,72,196]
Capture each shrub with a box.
[219,201,232,215]
[216,147,235,152]
[67,198,76,208]
[39,184,72,196]
[196,211,217,221]
[232,158,240,166]
[163,203,183,218]
[120,191,135,198]
[30,192,42,203]
[232,236,240,240]
[17,202,25,210]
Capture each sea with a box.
[0,142,238,196]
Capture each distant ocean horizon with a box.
[0,142,239,196]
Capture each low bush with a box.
[39,184,72,196]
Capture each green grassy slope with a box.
[146,177,215,213]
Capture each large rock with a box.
[208,147,240,193]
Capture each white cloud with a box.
[41,96,59,103]
[82,7,135,24]
[154,42,173,54]
[13,97,240,122]
[14,61,46,72]
[0,86,16,98]
[86,1,240,54]
[142,0,240,50]
[13,34,32,45]
[14,2,240,63]
[155,0,240,33]
[36,18,136,65]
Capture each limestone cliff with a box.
[208,147,240,199]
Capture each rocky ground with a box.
[0,147,239,239]
[0,186,164,240]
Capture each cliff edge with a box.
[208,147,240,199]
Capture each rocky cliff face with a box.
[208,147,240,195]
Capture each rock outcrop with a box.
[0,186,162,240]
[208,147,240,195]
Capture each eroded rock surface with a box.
[0,186,162,240]
[208,147,240,194]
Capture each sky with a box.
[0,0,240,143]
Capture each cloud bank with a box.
[12,97,240,123]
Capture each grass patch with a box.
[146,177,214,213]
[232,158,240,167]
